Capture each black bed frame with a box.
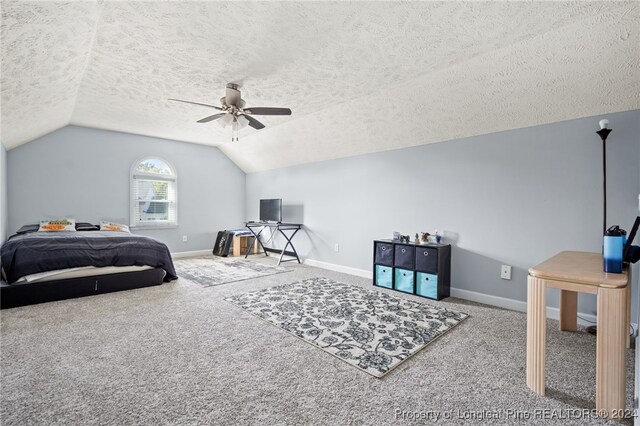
[0,268,166,309]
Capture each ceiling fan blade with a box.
[197,113,226,123]
[168,98,223,111]
[243,107,292,116]
[241,114,266,130]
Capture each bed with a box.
[1,225,177,309]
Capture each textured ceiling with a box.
[2,1,639,172]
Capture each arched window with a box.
[130,157,177,227]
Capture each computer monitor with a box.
[260,199,282,222]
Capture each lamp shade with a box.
[237,115,249,129]
[218,114,233,128]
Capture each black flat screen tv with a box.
[260,199,282,222]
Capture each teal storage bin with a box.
[375,265,392,288]
[416,272,438,299]
[394,268,414,293]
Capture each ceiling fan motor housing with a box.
[222,83,245,108]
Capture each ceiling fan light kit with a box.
[169,83,292,142]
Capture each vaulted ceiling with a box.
[2,1,639,172]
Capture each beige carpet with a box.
[0,258,636,425]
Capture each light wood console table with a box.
[526,251,631,418]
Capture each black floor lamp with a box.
[596,118,612,235]
[588,118,612,336]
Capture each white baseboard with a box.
[449,287,528,313]
[449,288,602,326]
[303,258,638,329]
[171,249,210,259]
[303,259,373,279]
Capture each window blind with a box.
[130,161,177,227]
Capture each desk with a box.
[244,222,303,266]
[526,251,631,418]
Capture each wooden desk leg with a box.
[625,268,632,349]
[559,290,577,331]
[624,282,633,349]
[526,276,546,395]
[232,236,240,257]
[596,286,626,415]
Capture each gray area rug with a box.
[175,256,289,287]
[225,277,468,377]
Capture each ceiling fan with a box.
[169,83,292,141]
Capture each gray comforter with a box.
[1,231,177,284]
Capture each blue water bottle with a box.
[603,225,624,273]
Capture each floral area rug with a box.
[225,277,468,377]
[174,256,290,287]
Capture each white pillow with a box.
[38,219,76,232]
[99,221,131,233]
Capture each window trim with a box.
[130,157,178,229]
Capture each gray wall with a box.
[0,143,6,245]
[7,126,246,252]
[246,110,640,319]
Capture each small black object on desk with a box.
[245,222,303,266]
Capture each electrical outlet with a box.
[501,265,512,280]
[334,243,340,252]
[182,235,188,243]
